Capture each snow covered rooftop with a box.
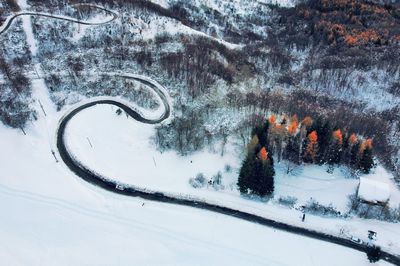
[358,177,390,204]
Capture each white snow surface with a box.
[0,79,390,265]
[63,103,400,256]
[359,177,391,204]
[363,166,400,206]
[0,86,393,266]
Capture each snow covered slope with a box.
[0,107,392,265]
[62,103,400,256]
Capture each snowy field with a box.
[0,96,389,265]
[64,103,400,211]
[0,179,390,266]
[0,102,392,265]
[62,103,400,256]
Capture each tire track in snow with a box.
[0,183,285,265]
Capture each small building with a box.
[357,177,390,204]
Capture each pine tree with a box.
[238,146,275,197]
[309,117,332,164]
[299,116,312,163]
[328,129,343,166]
[238,155,255,194]
[283,134,300,164]
[350,141,361,169]
[359,144,374,174]
[256,156,275,196]
[251,120,270,148]
[366,245,381,263]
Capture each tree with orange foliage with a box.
[332,129,343,145]
[365,138,373,150]
[282,115,300,172]
[328,129,344,168]
[309,130,317,143]
[288,120,298,136]
[303,131,318,163]
[259,147,269,161]
[301,116,313,128]
[359,138,374,174]
[288,115,299,136]
[269,114,276,124]
[298,116,313,163]
[349,133,357,145]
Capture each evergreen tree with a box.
[341,133,351,164]
[350,141,360,169]
[360,146,374,174]
[238,146,275,197]
[309,117,332,164]
[283,134,300,164]
[238,155,255,194]
[366,245,381,263]
[256,155,275,196]
[251,120,270,147]
[328,129,343,166]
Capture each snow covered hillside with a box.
[0,93,393,265]
[62,103,400,255]
[1,0,400,264]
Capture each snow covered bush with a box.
[304,199,341,217]
[211,171,224,190]
[224,164,232,173]
[189,173,207,189]
[277,196,298,208]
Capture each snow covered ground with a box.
[1,0,399,264]
[0,177,390,266]
[63,103,400,256]
[0,96,392,266]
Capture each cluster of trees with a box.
[238,112,376,197]
[270,114,375,173]
[4,0,20,12]
[298,0,400,47]
[0,53,33,129]
[160,35,252,98]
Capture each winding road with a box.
[1,2,399,265]
[0,4,118,35]
[56,74,400,265]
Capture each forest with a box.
[238,113,375,196]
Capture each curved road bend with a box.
[0,4,118,35]
[56,75,400,265]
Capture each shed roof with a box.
[358,177,390,203]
